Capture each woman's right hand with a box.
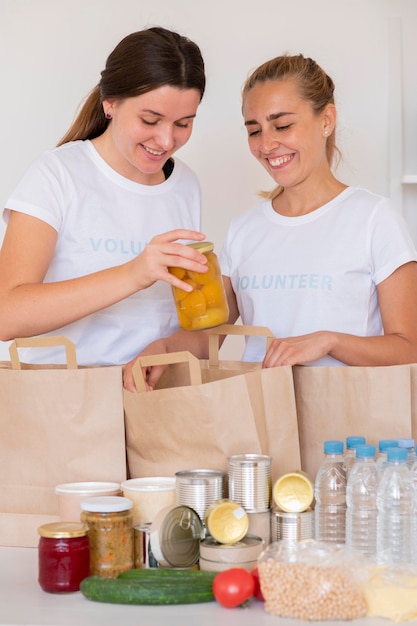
[123,338,169,392]
[130,229,208,292]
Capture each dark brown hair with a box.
[58,26,206,146]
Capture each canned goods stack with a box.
[271,471,315,542]
[201,498,264,571]
[228,453,272,545]
[175,469,225,520]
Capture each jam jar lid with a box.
[80,495,133,513]
[38,521,89,538]
[186,241,214,254]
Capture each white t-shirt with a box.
[4,140,201,365]
[219,187,417,365]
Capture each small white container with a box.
[55,481,121,522]
[121,477,176,526]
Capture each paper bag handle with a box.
[206,324,275,367]
[132,351,202,393]
[9,336,78,370]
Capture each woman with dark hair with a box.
[123,53,417,391]
[0,26,208,365]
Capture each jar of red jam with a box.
[38,521,90,593]
[169,242,229,331]
[80,496,134,578]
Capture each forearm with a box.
[329,331,417,367]
[0,262,139,340]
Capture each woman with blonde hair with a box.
[124,53,417,390]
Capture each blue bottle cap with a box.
[387,447,407,462]
[323,440,344,454]
[397,438,415,450]
[355,444,376,459]
[378,439,398,452]
[346,436,366,449]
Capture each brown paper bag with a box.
[0,336,127,547]
[123,325,301,482]
[293,364,414,480]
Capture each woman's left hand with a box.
[263,331,333,367]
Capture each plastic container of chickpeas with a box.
[169,242,229,331]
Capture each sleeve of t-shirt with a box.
[369,197,417,285]
[3,151,66,232]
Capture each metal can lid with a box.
[187,241,214,254]
[175,469,225,484]
[205,499,249,544]
[80,495,133,513]
[273,471,314,513]
[150,505,203,568]
[38,521,89,538]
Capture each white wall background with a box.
[0,0,416,360]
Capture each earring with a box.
[323,129,331,137]
[105,112,112,120]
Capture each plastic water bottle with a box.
[397,438,416,469]
[345,444,378,558]
[314,440,347,544]
[345,436,366,477]
[376,439,398,480]
[376,447,414,564]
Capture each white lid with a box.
[80,495,133,512]
[121,477,175,492]
[55,481,120,495]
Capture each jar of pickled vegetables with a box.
[169,242,229,331]
[38,522,90,593]
[80,496,134,578]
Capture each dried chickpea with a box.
[258,560,367,621]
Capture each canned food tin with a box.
[273,471,315,513]
[175,469,225,520]
[247,510,271,545]
[228,454,272,512]
[169,242,229,331]
[204,499,249,544]
[200,534,264,563]
[199,557,258,572]
[150,505,204,568]
[134,523,158,568]
[271,507,314,542]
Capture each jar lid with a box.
[273,471,314,513]
[205,499,249,544]
[150,505,203,568]
[80,495,133,513]
[187,241,214,254]
[38,521,88,538]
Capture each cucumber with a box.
[80,576,215,605]
[118,568,216,582]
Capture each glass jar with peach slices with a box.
[169,242,229,330]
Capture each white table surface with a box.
[0,546,415,626]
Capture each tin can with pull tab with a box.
[150,504,204,568]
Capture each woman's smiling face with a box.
[103,85,201,184]
[243,78,332,189]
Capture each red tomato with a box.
[212,567,255,608]
[251,565,265,602]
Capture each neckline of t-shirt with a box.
[263,186,355,224]
[83,140,179,193]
